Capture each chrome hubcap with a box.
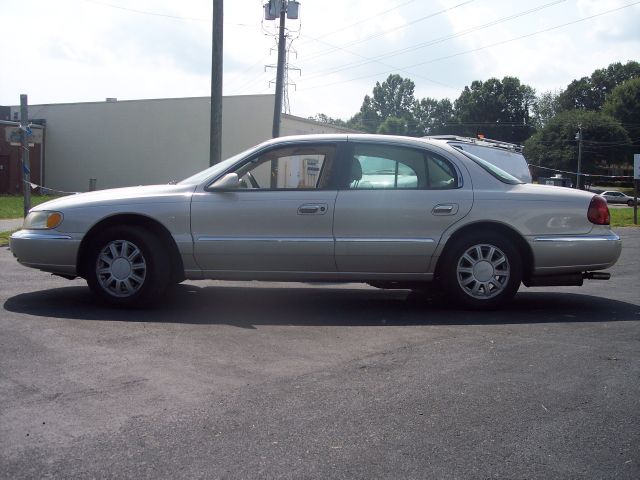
[96,240,147,297]
[456,244,510,300]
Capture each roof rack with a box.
[424,135,524,153]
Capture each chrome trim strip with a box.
[197,236,333,243]
[197,236,436,244]
[336,238,435,243]
[533,234,621,243]
[11,232,72,240]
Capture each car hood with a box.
[31,184,198,211]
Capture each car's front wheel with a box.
[628,199,635,207]
[85,227,170,307]
[440,233,522,310]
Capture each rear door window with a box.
[346,143,459,190]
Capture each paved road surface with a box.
[1,228,638,479]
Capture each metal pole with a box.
[272,0,286,138]
[635,154,639,225]
[210,0,223,166]
[576,125,583,189]
[20,94,31,217]
[634,179,638,225]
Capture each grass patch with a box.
[610,207,639,227]
[0,195,60,219]
[0,230,17,246]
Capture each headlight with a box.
[23,211,64,230]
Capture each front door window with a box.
[232,145,336,190]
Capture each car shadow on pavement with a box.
[4,283,639,327]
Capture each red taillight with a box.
[587,196,610,225]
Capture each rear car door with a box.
[333,141,473,274]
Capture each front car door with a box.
[191,141,341,275]
[333,141,473,275]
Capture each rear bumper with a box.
[529,233,622,275]
[9,230,80,276]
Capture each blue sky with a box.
[1,0,639,119]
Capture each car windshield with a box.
[456,149,523,185]
[178,146,260,185]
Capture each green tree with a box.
[377,116,408,135]
[603,77,640,146]
[556,61,640,111]
[532,90,560,129]
[556,77,597,111]
[524,110,630,179]
[308,113,348,128]
[411,97,455,136]
[356,74,417,133]
[453,76,536,143]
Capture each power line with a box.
[301,0,566,83]
[299,1,640,92]
[83,0,208,22]
[82,0,252,26]
[299,33,457,90]
[226,58,273,95]
[399,1,640,74]
[297,0,422,47]
[299,0,476,64]
[528,164,634,179]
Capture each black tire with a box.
[85,226,171,307]
[439,232,522,310]
[628,200,635,207]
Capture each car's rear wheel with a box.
[440,233,522,310]
[85,227,170,307]
[628,199,635,207]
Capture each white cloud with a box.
[1,0,638,120]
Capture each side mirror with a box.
[209,172,240,190]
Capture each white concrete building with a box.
[11,95,358,192]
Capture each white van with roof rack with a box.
[424,135,532,183]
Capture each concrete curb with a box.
[0,218,24,232]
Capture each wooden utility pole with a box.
[210,0,223,166]
[271,1,286,138]
[20,94,31,217]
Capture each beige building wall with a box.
[14,95,274,192]
[12,97,359,192]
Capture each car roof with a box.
[424,135,524,153]
[257,133,460,153]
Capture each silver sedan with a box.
[10,134,622,309]
[599,190,637,206]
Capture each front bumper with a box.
[9,230,81,276]
[529,232,622,275]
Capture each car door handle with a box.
[298,203,328,215]
[432,204,459,215]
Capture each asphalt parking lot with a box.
[1,228,639,479]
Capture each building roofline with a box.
[281,113,363,133]
[8,94,275,109]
